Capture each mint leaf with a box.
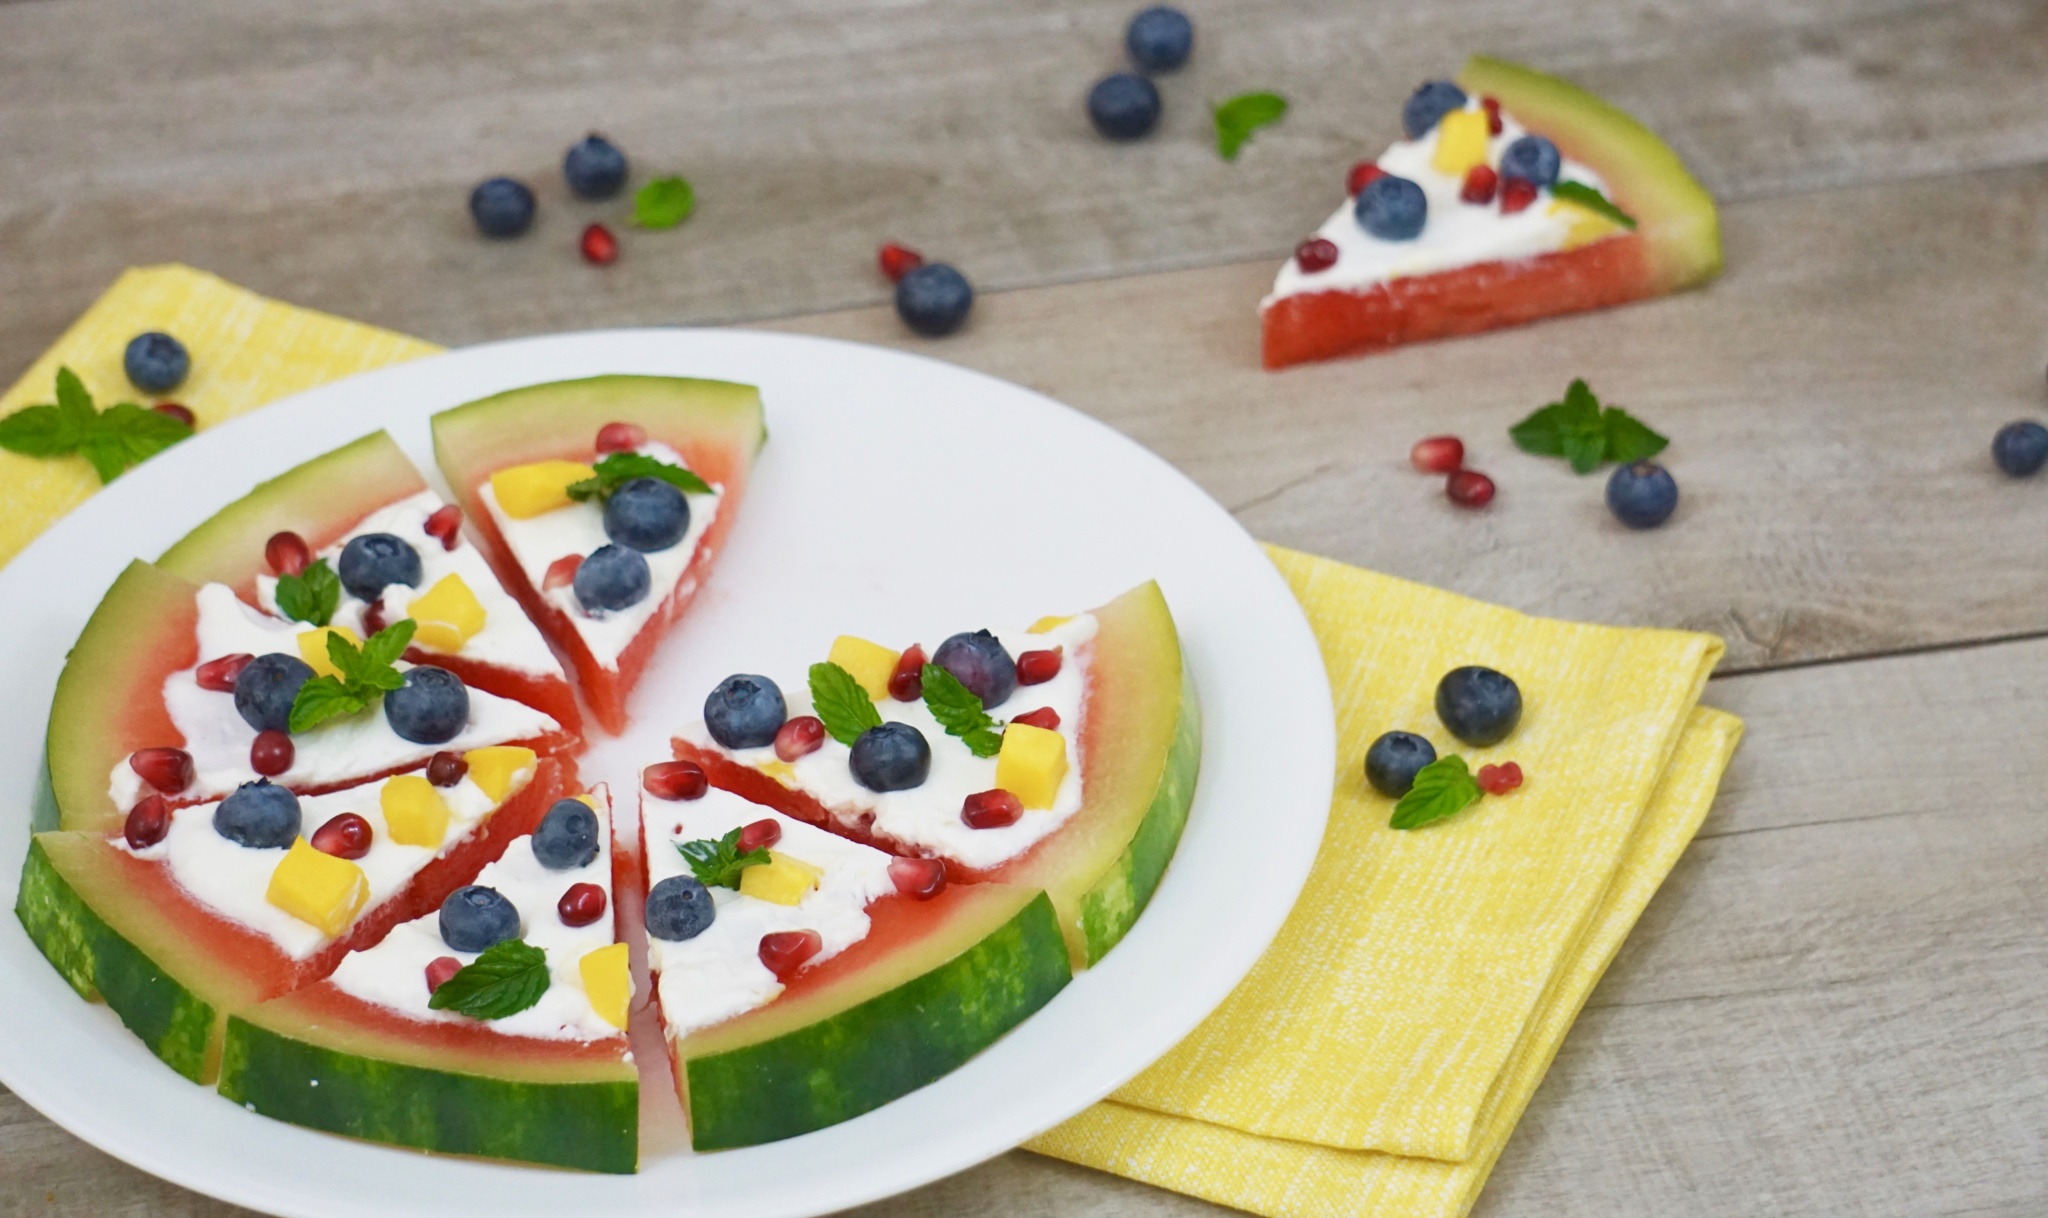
[1213,91,1287,161]
[920,664,1003,758]
[1511,379,1665,474]
[358,618,417,675]
[53,367,96,429]
[634,176,695,230]
[427,939,551,1019]
[809,661,882,747]
[565,451,713,502]
[0,367,191,483]
[84,403,192,482]
[0,405,88,458]
[287,676,372,733]
[1602,407,1669,464]
[678,827,771,889]
[1389,755,1483,830]
[288,620,416,731]
[1551,181,1636,230]
[274,559,341,627]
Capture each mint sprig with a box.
[1389,755,1483,830]
[287,619,417,733]
[274,558,341,627]
[634,176,696,230]
[427,939,551,1019]
[920,664,1003,758]
[678,827,771,889]
[1213,92,1287,161]
[1551,181,1637,230]
[0,366,193,483]
[1509,379,1668,474]
[566,451,712,502]
[809,660,883,747]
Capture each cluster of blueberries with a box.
[469,134,631,239]
[1085,6,1194,141]
[1356,81,1563,243]
[438,797,603,953]
[1363,665,1521,797]
[571,475,695,616]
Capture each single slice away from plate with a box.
[431,375,766,736]
[1260,55,1721,368]
[219,785,637,1174]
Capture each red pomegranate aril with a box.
[425,956,463,995]
[1500,177,1538,215]
[124,795,170,851]
[195,652,254,692]
[543,554,581,592]
[888,644,928,702]
[265,531,311,577]
[1482,96,1503,135]
[595,421,647,454]
[423,503,463,551]
[427,750,468,787]
[878,242,925,283]
[152,402,196,428]
[361,601,388,636]
[129,746,193,794]
[558,882,609,927]
[961,788,1024,830]
[1460,164,1499,205]
[1347,161,1384,195]
[1477,761,1525,795]
[888,856,947,900]
[1447,469,1497,508]
[311,812,373,860]
[775,715,827,762]
[737,818,782,854]
[250,730,294,777]
[1010,706,1060,731]
[644,760,708,801]
[1016,647,1063,686]
[759,929,823,980]
[1410,435,1465,474]
[1294,237,1339,274]
[580,222,619,265]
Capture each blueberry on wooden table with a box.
[894,263,975,337]
[563,134,629,200]
[1087,72,1162,141]
[1436,666,1522,747]
[1606,461,1679,529]
[1125,6,1193,72]
[704,674,787,749]
[469,177,536,238]
[1993,420,2048,477]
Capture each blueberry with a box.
[850,722,932,792]
[1355,174,1428,241]
[1436,666,1522,747]
[124,332,190,394]
[1402,80,1468,139]
[384,666,469,744]
[531,798,600,870]
[1087,72,1162,141]
[1993,420,2048,477]
[1606,461,1679,529]
[1125,6,1193,72]
[337,533,423,602]
[895,263,975,338]
[1499,136,1561,187]
[439,885,520,953]
[1364,731,1437,797]
[933,630,1017,708]
[645,874,715,941]
[213,779,301,849]
[573,544,651,614]
[602,477,689,552]
[469,177,536,238]
[704,674,786,749]
[234,653,315,733]
[563,134,629,200]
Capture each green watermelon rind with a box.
[1075,663,1201,966]
[430,375,766,484]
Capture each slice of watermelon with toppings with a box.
[431,376,766,736]
[1261,56,1720,368]
[219,785,636,1173]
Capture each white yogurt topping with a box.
[255,490,564,680]
[107,582,562,812]
[1263,101,1615,305]
[676,615,1097,872]
[123,762,535,961]
[643,785,896,1040]
[480,442,722,671]
[327,787,624,1042]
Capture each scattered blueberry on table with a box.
[563,134,629,199]
[1992,420,2048,477]
[1436,665,1522,746]
[124,332,189,394]
[469,177,537,238]
[1125,6,1193,72]
[1606,461,1679,528]
[1087,72,1162,140]
[895,263,975,337]
[1365,731,1437,797]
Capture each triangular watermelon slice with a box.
[431,376,766,736]
[1260,56,1720,368]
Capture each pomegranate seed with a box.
[1347,161,1384,195]
[580,222,619,265]
[557,882,608,927]
[1482,96,1502,135]
[152,402,195,428]
[195,652,254,692]
[759,929,823,980]
[129,747,193,794]
[1460,165,1499,205]
[774,716,827,762]
[265,531,311,577]
[737,818,782,854]
[250,730,294,776]
[644,760,707,800]
[1010,706,1060,731]
[888,857,947,900]
[423,503,463,551]
[543,554,581,591]
[878,242,925,283]
[311,812,373,860]
[427,751,468,787]
[595,421,646,454]
[124,795,170,851]
[1477,761,1525,795]
[1447,469,1497,508]
[1500,177,1538,215]
[1016,647,1063,686]
[1411,435,1465,474]
[361,601,388,636]
[425,956,462,994]
[1294,238,1339,274]
[961,788,1024,830]
[888,644,928,702]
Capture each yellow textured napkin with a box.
[0,264,440,570]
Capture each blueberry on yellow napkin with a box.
[1027,546,1742,1218]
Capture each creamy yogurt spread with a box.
[255,490,564,680]
[1263,101,1614,306]
[677,614,1097,872]
[644,786,895,1040]
[108,582,561,812]
[327,788,623,1042]
[479,442,722,671]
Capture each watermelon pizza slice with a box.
[1261,56,1720,368]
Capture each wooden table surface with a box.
[4,0,2044,1214]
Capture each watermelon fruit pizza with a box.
[1261,56,1720,368]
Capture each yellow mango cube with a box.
[380,775,450,849]
[996,723,1068,811]
[463,746,537,803]
[407,573,487,654]
[296,625,364,680]
[1430,107,1491,177]
[828,635,900,701]
[489,460,596,520]
[755,759,796,787]
[266,838,370,937]
[1028,615,1072,634]
[1549,199,1625,250]
[580,943,632,1030]
[739,852,824,906]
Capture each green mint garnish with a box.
[920,664,1003,758]
[634,176,696,230]
[1509,379,1668,474]
[274,558,340,627]
[809,661,883,747]
[0,366,193,484]
[426,939,551,1020]
[565,451,712,502]
[1389,755,1483,830]
[1550,181,1637,230]
[1212,92,1287,161]
[287,619,417,734]
[678,827,771,889]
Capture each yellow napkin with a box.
[0,265,440,570]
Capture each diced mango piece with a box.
[296,625,364,680]
[739,851,825,906]
[573,792,601,811]
[580,942,631,1030]
[755,759,796,787]
[1028,615,1072,634]
[489,460,596,520]
[1550,199,1626,250]
[827,635,900,702]
[380,774,450,848]
[463,746,537,803]
[1430,107,1491,177]
[996,723,1068,810]
[407,573,487,654]
[265,838,370,936]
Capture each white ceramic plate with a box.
[0,329,1333,1218]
